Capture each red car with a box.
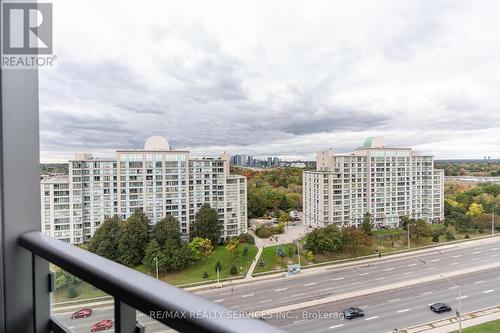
[71,308,93,319]
[90,319,113,332]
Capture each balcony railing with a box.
[19,231,286,333]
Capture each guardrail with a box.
[20,231,286,333]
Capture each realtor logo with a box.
[2,2,52,54]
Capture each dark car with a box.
[343,307,365,319]
[71,308,92,319]
[430,302,452,314]
[90,319,113,332]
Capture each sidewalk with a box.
[245,246,263,280]
[399,306,500,333]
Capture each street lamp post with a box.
[441,274,462,333]
[407,223,411,249]
[492,210,496,236]
[153,256,159,279]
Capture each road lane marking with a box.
[365,316,379,321]
[320,287,334,292]
[241,293,254,298]
[397,309,410,313]
[350,282,361,285]
[332,277,344,281]
[214,299,224,303]
[430,259,440,262]
[457,296,468,300]
[359,273,369,276]
[452,255,462,258]
[290,293,304,298]
[403,271,413,275]
[472,251,481,254]
[275,288,288,292]
[408,263,417,267]
[474,280,485,284]
[375,277,386,281]
[483,290,495,294]
[304,282,317,286]
[389,298,401,302]
[329,324,344,329]
[427,267,436,270]
[422,292,433,295]
[475,247,482,250]
[491,248,499,251]
[450,262,460,265]
[383,268,394,271]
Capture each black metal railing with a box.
[20,231,286,333]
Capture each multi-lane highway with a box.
[53,236,500,333]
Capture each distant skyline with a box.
[40,0,500,162]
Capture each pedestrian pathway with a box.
[245,246,263,280]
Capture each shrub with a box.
[238,233,255,244]
[445,230,456,241]
[67,285,78,299]
[255,226,272,238]
[273,222,285,234]
[203,271,209,279]
[464,234,470,239]
[431,230,441,242]
[242,245,249,257]
[230,265,238,275]
[215,261,222,273]
[258,257,265,266]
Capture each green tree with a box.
[192,204,221,244]
[305,224,344,254]
[361,213,374,236]
[118,210,150,266]
[143,239,165,273]
[342,226,370,250]
[445,211,474,232]
[398,215,412,230]
[152,215,181,247]
[163,240,191,272]
[55,268,80,290]
[226,237,240,267]
[409,219,432,241]
[67,284,79,299]
[87,216,121,261]
[188,237,213,275]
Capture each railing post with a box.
[115,298,136,333]
[32,254,50,332]
[0,1,41,330]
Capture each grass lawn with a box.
[153,244,258,285]
[253,244,308,274]
[53,244,258,303]
[53,281,106,303]
[461,319,500,332]
[254,227,488,274]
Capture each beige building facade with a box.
[303,137,444,228]
[41,137,247,244]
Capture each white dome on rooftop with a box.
[144,136,171,151]
[363,136,385,148]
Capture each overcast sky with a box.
[39,0,500,162]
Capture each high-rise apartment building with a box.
[41,137,247,244]
[303,137,444,228]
